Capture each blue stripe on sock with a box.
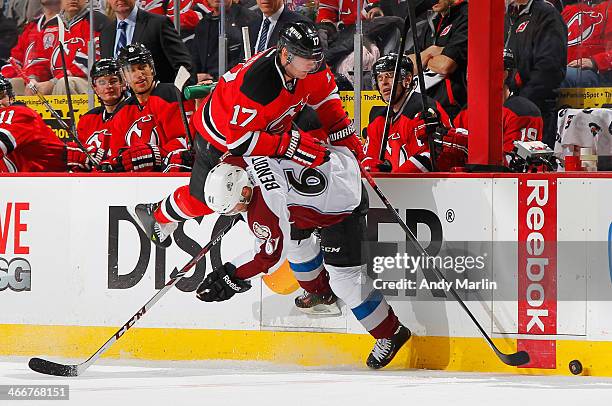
[351,290,383,321]
[289,252,324,273]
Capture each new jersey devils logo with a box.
[266,99,307,134]
[86,129,111,149]
[516,20,530,33]
[567,11,603,47]
[589,122,602,137]
[440,24,452,36]
[50,37,86,68]
[125,115,160,146]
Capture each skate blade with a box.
[296,303,342,316]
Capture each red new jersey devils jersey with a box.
[0,103,66,172]
[1,15,58,82]
[50,10,107,79]
[110,83,194,158]
[454,95,543,154]
[562,1,612,72]
[193,48,351,156]
[362,91,451,173]
[139,0,209,31]
[77,104,125,157]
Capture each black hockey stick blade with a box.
[496,349,530,367]
[28,358,79,377]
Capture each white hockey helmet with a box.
[204,162,253,214]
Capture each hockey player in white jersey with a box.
[196,147,411,369]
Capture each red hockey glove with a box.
[414,109,442,142]
[66,142,105,171]
[110,144,162,172]
[276,129,330,168]
[328,123,365,161]
[361,157,393,172]
[162,148,194,172]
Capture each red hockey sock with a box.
[297,268,333,294]
[154,185,213,224]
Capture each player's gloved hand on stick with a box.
[362,157,393,172]
[109,143,162,172]
[66,142,105,171]
[162,148,194,172]
[196,262,252,302]
[414,108,442,142]
[276,129,330,168]
[328,123,365,161]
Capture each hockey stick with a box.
[8,58,101,168]
[28,214,242,377]
[406,0,437,171]
[57,41,79,139]
[173,66,194,149]
[358,164,530,367]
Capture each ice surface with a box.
[2,358,612,406]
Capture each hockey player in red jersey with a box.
[197,148,410,369]
[105,43,194,172]
[139,0,209,33]
[0,75,66,172]
[130,22,363,248]
[431,49,544,170]
[362,53,451,173]
[66,58,127,171]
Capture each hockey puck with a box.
[569,360,583,375]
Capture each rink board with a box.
[1,173,612,376]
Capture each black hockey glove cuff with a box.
[196,262,252,302]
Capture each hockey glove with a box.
[328,123,365,161]
[276,129,330,168]
[414,109,442,142]
[362,157,393,172]
[66,142,105,171]
[196,262,252,302]
[162,148,194,172]
[110,144,162,172]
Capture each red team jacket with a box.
[194,48,352,156]
[51,10,108,80]
[0,103,66,172]
[226,149,361,279]
[362,91,451,173]
[562,1,612,72]
[1,15,58,82]
[139,0,210,31]
[316,0,374,26]
[110,83,194,160]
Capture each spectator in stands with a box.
[560,0,612,88]
[248,0,308,55]
[408,0,468,120]
[100,0,194,83]
[505,0,567,148]
[362,53,451,173]
[1,0,60,96]
[138,0,211,48]
[4,0,43,29]
[191,0,257,82]
[31,0,109,95]
[0,5,18,66]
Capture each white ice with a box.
[2,358,612,406]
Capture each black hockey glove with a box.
[196,263,252,302]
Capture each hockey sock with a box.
[154,185,214,224]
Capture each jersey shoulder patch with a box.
[504,95,541,118]
[151,83,179,104]
[240,52,283,106]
